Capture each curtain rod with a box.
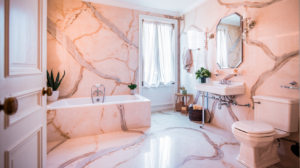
[142,19,174,26]
[190,48,201,51]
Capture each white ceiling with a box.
[84,0,208,16]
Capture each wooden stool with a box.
[174,93,194,116]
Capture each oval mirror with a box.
[216,13,243,69]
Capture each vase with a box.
[130,90,136,95]
[47,90,59,102]
[200,77,207,83]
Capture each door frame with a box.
[138,14,179,97]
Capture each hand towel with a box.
[182,49,193,72]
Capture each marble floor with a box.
[47,111,295,168]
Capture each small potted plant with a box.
[195,67,211,83]
[128,83,137,95]
[47,70,65,102]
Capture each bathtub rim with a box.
[47,94,150,110]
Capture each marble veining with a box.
[58,152,96,168]
[84,2,138,49]
[180,0,299,155]
[47,0,169,97]
[47,18,123,84]
[59,66,84,99]
[47,95,151,142]
[47,111,296,168]
[249,39,299,104]
[217,0,282,8]
[75,127,224,168]
[117,104,144,134]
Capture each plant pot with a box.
[200,77,207,83]
[48,90,59,102]
[130,90,136,95]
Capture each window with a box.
[217,25,229,68]
[142,20,175,88]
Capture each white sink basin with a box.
[195,81,245,95]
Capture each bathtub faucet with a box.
[91,84,105,104]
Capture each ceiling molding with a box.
[179,0,207,16]
[82,0,181,17]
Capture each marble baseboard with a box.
[47,101,151,142]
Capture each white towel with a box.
[182,49,193,72]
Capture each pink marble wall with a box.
[180,0,299,161]
[47,100,151,142]
[47,0,179,98]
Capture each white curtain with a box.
[217,28,228,68]
[142,20,175,88]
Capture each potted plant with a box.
[128,83,137,95]
[195,67,211,83]
[47,70,65,102]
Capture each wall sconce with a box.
[214,70,221,76]
[242,10,256,44]
[204,27,214,50]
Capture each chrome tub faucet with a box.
[91,84,105,103]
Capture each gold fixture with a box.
[204,32,209,50]
[0,97,18,115]
[242,10,256,44]
[204,28,214,50]
[43,87,53,96]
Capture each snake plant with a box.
[47,70,65,91]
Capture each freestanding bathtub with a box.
[47,94,151,142]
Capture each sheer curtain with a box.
[217,28,228,68]
[142,20,175,88]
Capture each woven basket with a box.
[189,107,203,121]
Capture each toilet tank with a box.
[253,95,299,133]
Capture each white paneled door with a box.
[0,0,47,167]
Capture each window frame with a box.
[138,15,179,95]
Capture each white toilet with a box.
[232,95,299,168]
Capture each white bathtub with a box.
[47,94,151,142]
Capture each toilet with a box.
[232,95,299,168]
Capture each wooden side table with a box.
[174,93,194,116]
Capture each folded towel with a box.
[182,49,193,71]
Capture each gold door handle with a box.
[43,87,53,96]
[0,97,18,115]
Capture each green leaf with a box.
[54,71,60,88]
[50,70,55,89]
[57,71,66,90]
[48,70,55,89]
[46,70,65,91]
[47,70,52,87]
[128,83,137,90]
[195,67,211,79]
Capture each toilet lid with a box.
[233,121,275,134]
